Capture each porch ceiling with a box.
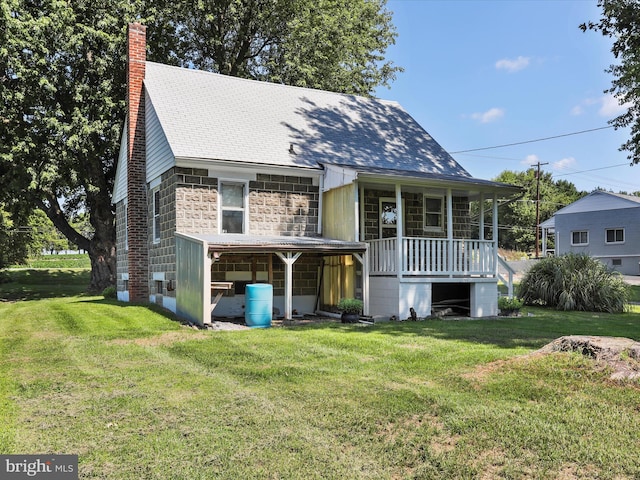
[188,234,368,255]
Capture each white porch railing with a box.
[368,237,496,276]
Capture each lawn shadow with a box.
[294,309,640,350]
[78,297,180,319]
[0,269,92,302]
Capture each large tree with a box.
[492,170,586,253]
[581,0,640,165]
[0,0,400,291]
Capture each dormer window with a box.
[220,181,246,234]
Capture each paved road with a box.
[505,260,640,285]
[624,275,640,285]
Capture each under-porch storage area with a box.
[369,277,498,320]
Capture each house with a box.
[540,190,640,275]
[113,23,521,326]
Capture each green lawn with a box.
[1,270,640,479]
[8,253,91,269]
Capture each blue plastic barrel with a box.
[245,284,272,328]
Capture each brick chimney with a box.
[126,23,149,303]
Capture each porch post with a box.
[204,247,212,325]
[352,251,369,316]
[447,188,453,275]
[395,183,403,279]
[492,193,499,275]
[541,226,547,257]
[275,252,302,320]
[356,184,362,241]
[479,193,485,240]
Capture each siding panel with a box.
[146,93,176,182]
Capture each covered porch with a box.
[357,179,504,280]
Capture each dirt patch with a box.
[537,335,640,380]
[464,336,640,383]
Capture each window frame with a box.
[219,180,249,234]
[423,194,444,232]
[570,230,588,246]
[605,228,625,245]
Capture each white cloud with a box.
[599,93,630,117]
[470,107,505,124]
[553,157,576,170]
[521,154,539,166]
[571,95,629,117]
[495,56,530,73]
[570,105,584,116]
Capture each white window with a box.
[605,228,624,244]
[571,230,588,246]
[220,181,246,234]
[153,189,161,243]
[424,195,444,232]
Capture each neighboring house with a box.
[113,24,520,325]
[540,190,640,275]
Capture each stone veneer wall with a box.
[115,200,128,292]
[148,168,180,301]
[248,174,319,236]
[363,189,470,240]
[140,168,320,300]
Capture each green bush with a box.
[518,253,629,313]
[337,298,363,313]
[102,285,117,299]
[498,296,524,313]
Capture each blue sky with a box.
[375,0,640,193]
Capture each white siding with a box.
[146,92,176,182]
[470,282,498,317]
[399,281,432,320]
[112,122,128,203]
[369,277,400,320]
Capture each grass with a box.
[1,271,640,479]
[8,253,91,269]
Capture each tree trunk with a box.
[88,235,117,293]
[37,190,117,293]
[86,189,117,293]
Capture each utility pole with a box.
[535,161,549,259]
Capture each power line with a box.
[553,162,629,177]
[450,126,615,154]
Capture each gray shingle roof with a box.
[181,233,367,254]
[553,190,640,216]
[144,62,471,177]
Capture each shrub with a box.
[518,253,629,313]
[337,298,363,313]
[498,296,524,314]
[102,285,117,299]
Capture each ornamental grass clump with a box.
[518,253,629,313]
